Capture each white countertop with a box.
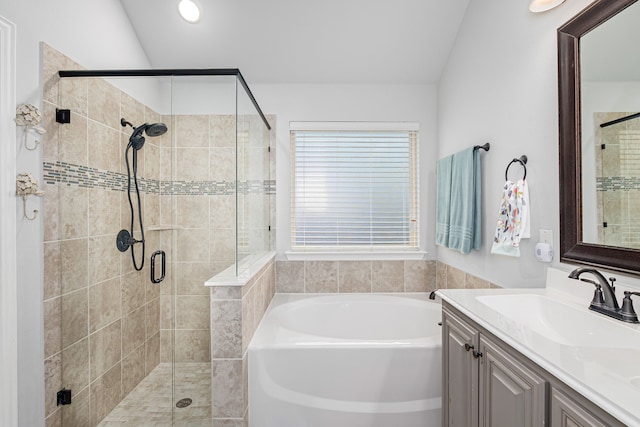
[438,268,640,427]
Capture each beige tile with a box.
[446,265,466,289]
[176,262,212,295]
[61,289,88,348]
[211,299,242,359]
[89,277,121,333]
[61,337,90,394]
[59,112,88,166]
[145,332,160,375]
[372,261,404,292]
[87,121,120,172]
[160,330,173,363]
[90,320,121,381]
[44,297,61,359]
[120,92,145,132]
[88,188,120,237]
[304,261,338,293]
[210,285,242,300]
[338,261,371,293]
[405,260,437,292]
[144,142,160,181]
[177,229,210,263]
[436,261,447,289]
[275,261,304,293]
[212,419,244,427]
[58,75,88,117]
[210,228,235,265]
[176,115,210,148]
[59,185,88,239]
[211,114,236,148]
[242,288,256,355]
[176,147,209,181]
[44,354,62,417]
[88,78,120,129]
[210,195,235,229]
[88,235,121,285]
[176,295,210,330]
[146,297,160,338]
[43,101,60,164]
[122,270,145,315]
[122,306,146,356]
[44,183,59,242]
[90,363,122,426]
[144,193,160,228]
[122,345,145,397]
[45,410,61,427]
[44,241,61,300]
[174,329,210,362]
[212,359,243,418]
[465,273,490,289]
[210,148,235,182]
[160,294,173,330]
[60,385,90,427]
[60,238,88,294]
[176,195,209,229]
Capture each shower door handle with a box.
[151,250,166,284]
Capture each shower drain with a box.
[176,398,193,408]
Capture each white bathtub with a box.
[248,293,442,427]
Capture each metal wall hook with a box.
[22,195,39,220]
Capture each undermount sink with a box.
[475,294,640,349]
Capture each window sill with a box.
[284,251,428,261]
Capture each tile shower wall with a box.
[42,45,162,427]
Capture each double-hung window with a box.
[290,122,419,252]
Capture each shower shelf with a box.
[147,225,184,231]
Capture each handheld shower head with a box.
[145,122,168,137]
[121,118,168,150]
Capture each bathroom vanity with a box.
[439,269,640,427]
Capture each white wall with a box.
[252,83,438,260]
[437,0,594,288]
[0,1,150,425]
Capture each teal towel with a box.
[447,147,482,254]
[436,155,453,246]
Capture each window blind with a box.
[290,124,419,251]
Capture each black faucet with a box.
[568,267,639,323]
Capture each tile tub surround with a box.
[209,255,276,425]
[275,260,499,293]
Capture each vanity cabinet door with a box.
[478,336,547,427]
[550,387,622,427]
[442,307,480,427]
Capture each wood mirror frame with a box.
[558,0,639,274]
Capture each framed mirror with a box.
[559,0,640,274]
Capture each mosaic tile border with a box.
[596,177,640,191]
[43,161,275,196]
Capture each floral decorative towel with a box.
[491,179,530,257]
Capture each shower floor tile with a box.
[97,362,211,427]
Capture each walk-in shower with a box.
[42,45,272,427]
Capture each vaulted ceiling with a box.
[119,0,470,84]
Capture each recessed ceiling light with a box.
[178,0,201,23]
[529,0,565,13]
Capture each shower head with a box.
[145,122,168,137]
[121,118,168,150]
